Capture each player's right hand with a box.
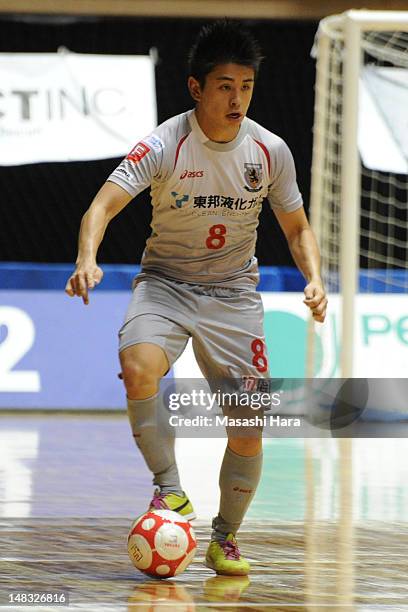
[65,263,103,305]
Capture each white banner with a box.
[359,67,408,174]
[0,51,157,165]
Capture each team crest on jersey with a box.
[243,163,263,192]
[170,191,190,209]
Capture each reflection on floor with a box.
[1,415,408,609]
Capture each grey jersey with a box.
[108,110,302,289]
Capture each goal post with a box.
[309,10,408,378]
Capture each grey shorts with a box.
[118,274,269,379]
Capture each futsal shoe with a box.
[205,533,250,576]
[148,488,196,521]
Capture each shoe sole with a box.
[149,509,197,521]
[205,559,250,576]
[181,511,197,521]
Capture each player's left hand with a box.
[303,279,327,323]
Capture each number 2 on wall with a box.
[0,307,41,392]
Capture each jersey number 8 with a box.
[206,224,226,250]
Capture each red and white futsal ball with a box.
[127,509,197,578]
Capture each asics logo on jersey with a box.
[180,169,204,179]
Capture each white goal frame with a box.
[310,10,408,378]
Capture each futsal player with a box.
[66,20,327,575]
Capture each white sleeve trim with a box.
[269,194,303,213]
[107,176,138,198]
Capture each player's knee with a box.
[120,359,159,397]
[228,436,262,456]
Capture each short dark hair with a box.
[188,19,263,87]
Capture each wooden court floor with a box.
[1,415,408,609]
[1,519,408,610]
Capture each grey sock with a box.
[127,394,183,496]
[211,445,263,542]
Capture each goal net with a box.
[309,10,408,378]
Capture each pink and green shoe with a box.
[205,533,250,576]
[148,488,196,521]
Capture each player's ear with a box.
[188,76,202,102]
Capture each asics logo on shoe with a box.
[180,169,204,179]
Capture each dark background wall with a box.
[0,14,318,266]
